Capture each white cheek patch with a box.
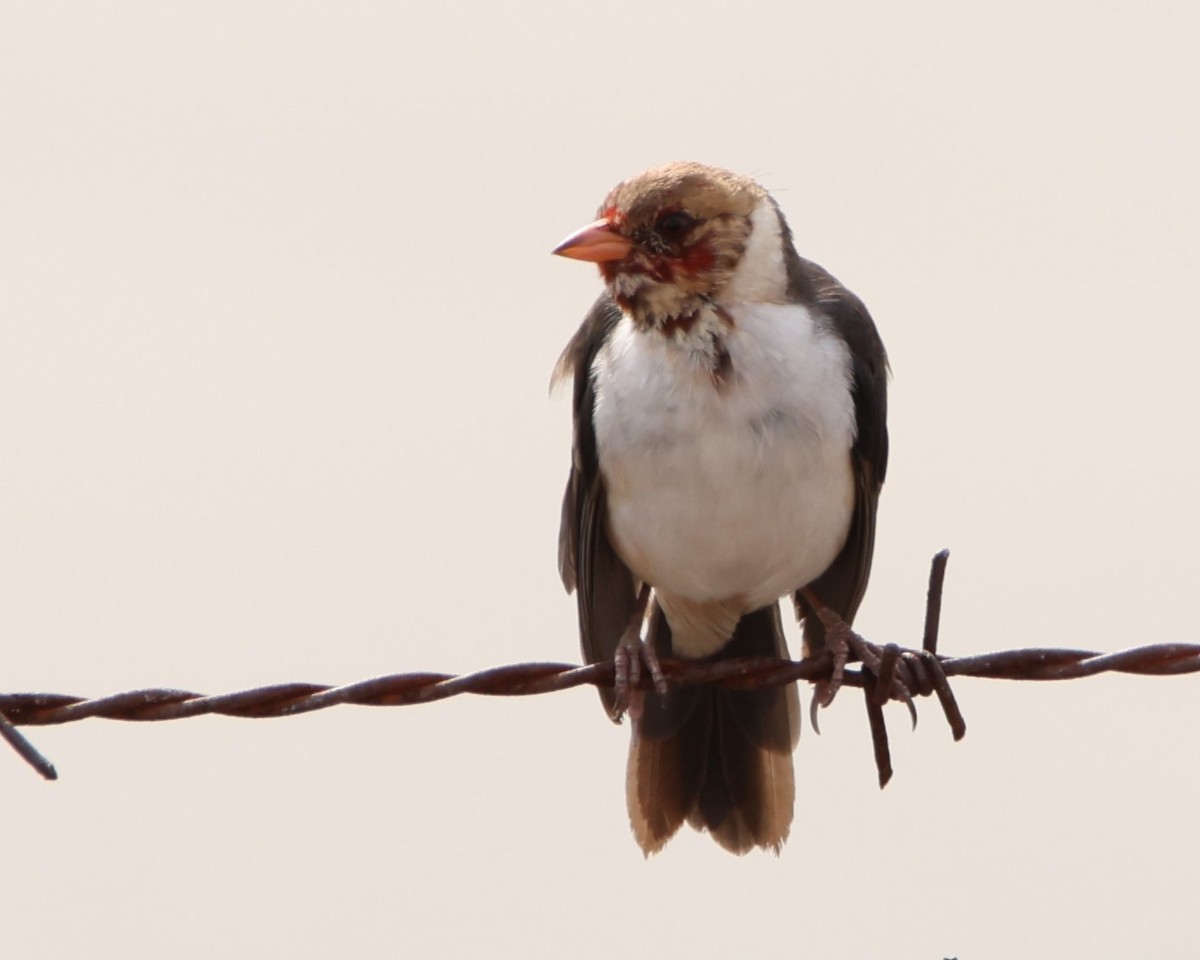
[716,200,788,306]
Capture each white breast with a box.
[592,301,857,656]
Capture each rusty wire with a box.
[4,551,1198,785]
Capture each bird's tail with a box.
[626,603,800,855]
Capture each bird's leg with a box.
[804,588,855,731]
[611,582,665,721]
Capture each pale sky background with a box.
[4,2,1199,957]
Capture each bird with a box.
[551,162,888,855]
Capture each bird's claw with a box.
[806,600,916,729]
[611,628,667,722]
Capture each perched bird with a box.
[552,162,888,855]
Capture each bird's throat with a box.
[642,303,734,380]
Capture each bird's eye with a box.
[655,211,696,241]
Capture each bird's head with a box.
[553,162,787,331]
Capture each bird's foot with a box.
[609,583,664,722]
[804,552,966,787]
[611,627,667,722]
[803,590,915,733]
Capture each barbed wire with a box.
[3,552,1197,785]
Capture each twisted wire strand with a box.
[3,642,1197,772]
[4,552,1197,783]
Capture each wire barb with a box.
[0,708,57,780]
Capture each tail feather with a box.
[626,603,799,856]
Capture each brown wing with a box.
[555,294,640,717]
[786,255,889,654]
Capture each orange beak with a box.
[551,218,633,262]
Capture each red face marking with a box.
[678,239,715,276]
[602,205,627,230]
[647,259,675,283]
[596,210,716,297]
